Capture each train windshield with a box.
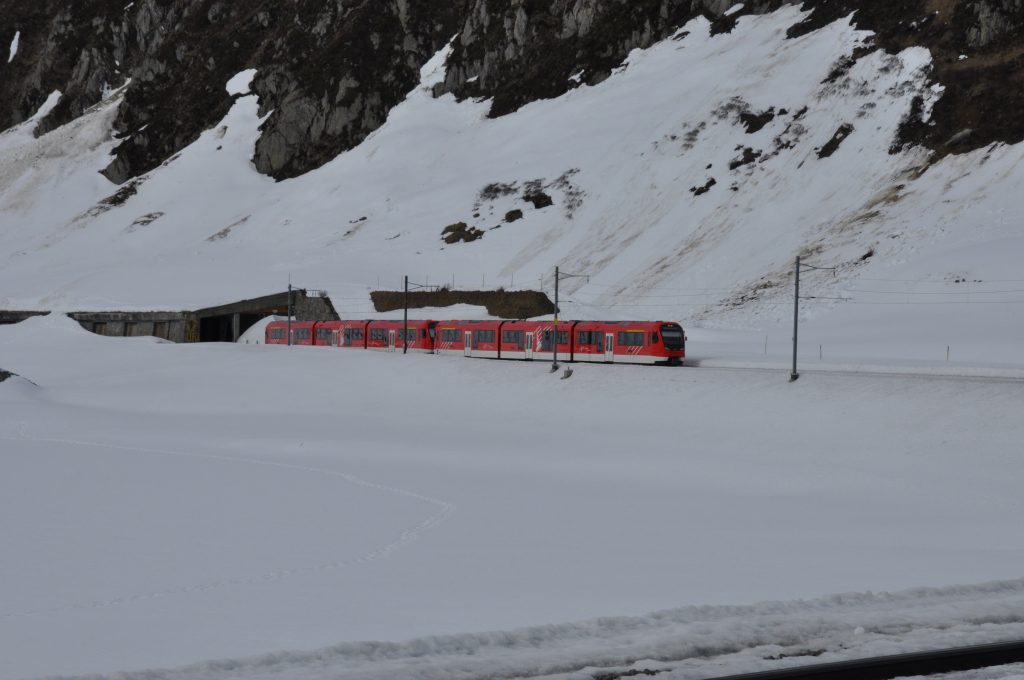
[660,324,685,350]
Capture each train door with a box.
[604,333,615,362]
[464,331,472,357]
[388,329,396,352]
[331,330,339,347]
[525,332,534,359]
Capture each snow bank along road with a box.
[2,314,1024,679]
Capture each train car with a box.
[434,320,502,358]
[264,320,316,345]
[571,320,685,365]
[364,319,437,353]
[290,321,317,346]
[497,320,573,362]
[265,320,288,345]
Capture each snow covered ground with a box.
[3,3,1024,679]
[2,314,1024,679]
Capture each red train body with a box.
[264,320,317,346]
[266,319,685,365]
[365,320,436,353]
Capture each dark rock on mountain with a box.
[817,123,854,158]
[442,221,485,243]
[3,0,1024,186]
[790,0,1024,156]
[0,0,463,183]
[0,1,130,135]
[251,1,464,180]
[436,0,788,118]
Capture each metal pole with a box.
[790,256,799,381]
[403,275,408,354]
[287,282,292,347]
[553,266,559,371]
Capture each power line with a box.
[844,299,1024,305]
[842,287,1024,295]
[856,276,1024,283]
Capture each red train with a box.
[265,319,686,365]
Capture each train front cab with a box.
[265,321,288,345]
[658,321,686,365]
[571,321,685,365]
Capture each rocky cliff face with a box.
[3,0,1024,186]
[785,0,1024,155]
[1,0,463,183]
[435,0,787,117]
[0,1,129,135]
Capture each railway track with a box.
[687,361,1024,385]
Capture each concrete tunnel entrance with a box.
[193,290,338,342]
[0,290,339,343]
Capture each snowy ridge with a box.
[41,579,1024,680]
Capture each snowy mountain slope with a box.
[2,5,1021,372]
[0,6,989,326]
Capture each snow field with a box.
[2,314,1024,678]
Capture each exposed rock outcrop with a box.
[251,0,463,179]
[0,0,463,183]
[436,0,789,117]
[4,0,1024,186]
[0,2,130,135]
[790,0,1024,156]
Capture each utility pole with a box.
[553,266,559,372]
[790,256,799,381]
[287,279,293,347]
[550,266,589,373]
[790,256,837,382]
[403,276,433,354]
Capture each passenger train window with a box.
[503,330,524,345]
[471,330,495,348]
[542,331,569,348]
[618,331,644,346]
